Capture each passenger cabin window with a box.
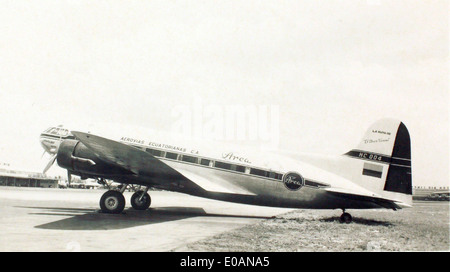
[181,155,198,164]
[144,148,278,179]
[231,165,246,173]
[214,161,232,170]
[269,172,283,180]
[165,152,178,160]
[200,159,210,166]
[250,168,270,178]
[146,148,163,157]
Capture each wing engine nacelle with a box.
[56,140,132,178]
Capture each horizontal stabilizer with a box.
[324,187,409,210]
[324,188,412,210]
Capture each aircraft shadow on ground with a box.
[319,216,395,227]
[16,206,272,231]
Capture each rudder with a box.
[383,122,412,194]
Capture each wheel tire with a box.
[340,212,352,224]
[131,191,151,210]
[100,190,126,214]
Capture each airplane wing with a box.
[71,131,181,178]
[324,187,412,209]
[174,167,256,195]
[71,131,255,195]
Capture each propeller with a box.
[42,134,63,174]
[43,153,57,174]
[43,150,72,186]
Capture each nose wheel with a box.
[339,210,352,223]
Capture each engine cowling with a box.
[56,140,131,178]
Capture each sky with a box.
[0,0,448,187]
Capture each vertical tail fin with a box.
[344,119,412,204]
[383,122,412,195]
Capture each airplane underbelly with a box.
[162,160,352,209]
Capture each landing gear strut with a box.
[339,209,352,224]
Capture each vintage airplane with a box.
[39,119,412,223]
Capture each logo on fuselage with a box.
[282,172,305,191]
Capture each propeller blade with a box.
[43,154,57,174]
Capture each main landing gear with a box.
[100,190,125,214]
[99,184,152,214]
[339,209,352,224]
[130,188,151,210]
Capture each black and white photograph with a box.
[0,0,448,258]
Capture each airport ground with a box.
[0,186,290,252]
[178,201,449,252]
[0,186,448,252]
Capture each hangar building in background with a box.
[0,167,58,188]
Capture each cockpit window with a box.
[44,127,69,136]
[57,129,69,136]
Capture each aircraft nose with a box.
[39,133,50,151]
[39,133,58,154]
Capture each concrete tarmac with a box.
[0,186,292,252]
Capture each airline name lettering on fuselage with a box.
[282,172,305,191]
[148,142,187,153]
[359,152,383,161]
[222,152,251,164]
[285,176,302,186]
[121,137,145,145]
[121,137,188,153]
